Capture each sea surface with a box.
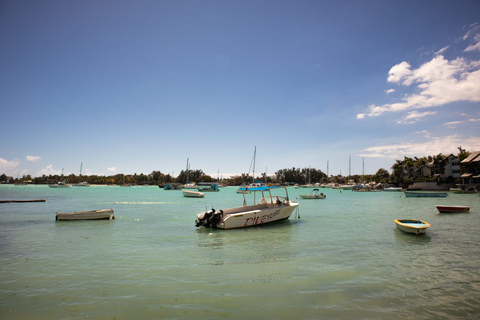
[1,185,479,319]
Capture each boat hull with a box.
[56,209,114,221]
[394,219,430,234]
[404,191,448,198]
[436,205,470,213]
[197,202,299,229]
[183,190,205,198]
[299,195,326,199]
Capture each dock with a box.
[0,199,46,203]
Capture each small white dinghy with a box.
[183,189,205,198]
[56,209,115,221]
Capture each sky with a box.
[1,0,480,179]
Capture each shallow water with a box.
[1,185,479,319]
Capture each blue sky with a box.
[1,0,479,179]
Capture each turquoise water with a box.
[1,185,479,319]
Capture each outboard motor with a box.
[195,209,223,228]
[195,208,215,227]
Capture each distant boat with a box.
[383,187,402,192]
[450,188,477,194]
[49,181,70,188]
[183,189,205,198]
[436,205,470,213]
[182,158,197,189]
[72,163,90,187]
[404,191,448,198]
[299,189,326,199]
[182,182,197,189]
[72,181,90,187]
[394,219,430,235]
[56,208,114,221]
[164,183,182,190]
[197,183,220,192]
[195,186,299,229]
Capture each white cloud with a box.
[107,167,117,172]
[0,158,20,174]
[464,34,480,52]
[469,118,480,122]
[38,165,61,176]
[356,113,365,119]
[357,56,480,119]
[396,111,437,124]
[443,121,462,126]
[358,135,480,159]
[357,24,480,122]
[435,46,449,55]
[461,22,479,41]
[26,155,41,162]
[385,89,395,94]
[387,61,412,84]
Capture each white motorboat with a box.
[183,189,205,198]
[72,181,90,187]
[195,186,299,229]
[49,181,70,188]
[299,189,326,199]
[383,187,402,192]
[56,209,114,221]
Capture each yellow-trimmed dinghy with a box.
[394,219,430,235]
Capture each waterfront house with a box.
[460,151,480,184]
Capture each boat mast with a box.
[252,146,256,184]
[349,155,351,183]
[327,161,329,184]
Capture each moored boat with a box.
[183,189,205,198]
[436,205,470,213]
[394,219,430,235]
[49,181,70,188]
[197,183,219,192]
[195,186,299,229]
[404,191,448,198]
[383,187,402,192]
[299,189,326,199]
[72,181,90,187]
[56,209,114,221]
[164,183,182,190]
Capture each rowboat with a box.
[195,186,299,229]
[451,189,477,194]
[394,219,430,235]
[183,189,205,198]
[56,209,115,221]
[299,189,326,199]
[404,191,448,198]
[436,205,470,213]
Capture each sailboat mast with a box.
[252,146,256,184]
[327,161,329,183]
